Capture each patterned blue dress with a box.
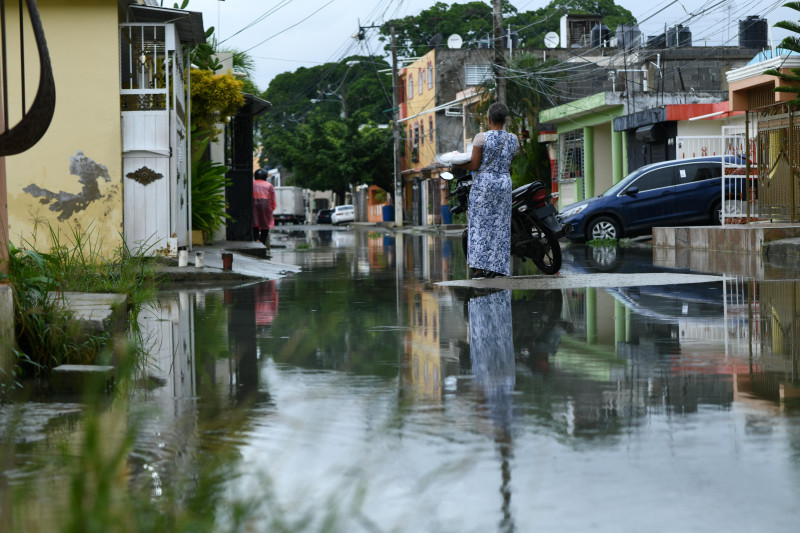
[467,130,519,276]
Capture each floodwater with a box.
[3,227,800,532]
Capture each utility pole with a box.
[493,0,506,105]
[391,23,403,227]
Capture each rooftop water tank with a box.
[739,16,768,49]
[666,24,692,47]
[591,23,610,48]
[615,24,642,48]
[646,33,666,49]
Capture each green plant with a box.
[764,2,800,105]
[3,223,159,377]
[189,69,245,139]
[586,238,618,246]
[191,128,234,237]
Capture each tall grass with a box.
[1,222,159,381]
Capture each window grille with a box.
[408,76,414,99]
[465,64,493,86]
[427,62,433,89]
[557,130,584,183]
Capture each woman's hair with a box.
[487,102,509,125]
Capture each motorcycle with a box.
[441,169,571,275]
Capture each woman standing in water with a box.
[456,102,519,279]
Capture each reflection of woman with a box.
[468,288,516,531]
[456,102,519,279]
[469,289,515,433]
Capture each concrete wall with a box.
[594,125,613,194]
[5,1,123,256]
[546,47,759,104]
[677,115,745,137]
[0,285,12,385]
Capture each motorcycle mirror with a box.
[441,171,454,181]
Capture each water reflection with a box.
[4,232,800,532]
[467,289,515,533]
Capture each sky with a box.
[183,0,798,92]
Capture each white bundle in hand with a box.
[436,151,472,165]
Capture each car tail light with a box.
[532,189,547,207]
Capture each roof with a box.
[128,4,206,45]
[244,94,272,117]
[747,48,800,66]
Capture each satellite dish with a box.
[447,34,463,49]
[544,31,560,49]
[430,33,443,47]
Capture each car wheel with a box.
[587,216,620,241]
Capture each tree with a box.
[469,53,562,188]
[380,1,636,55]
[510,0,635,48]
[256,56,393,194]
[765,2,800,105]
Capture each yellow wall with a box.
[402,50,438,169]
[5,0,122,256]
[594,125,613,193]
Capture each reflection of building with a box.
[404,288,466,399]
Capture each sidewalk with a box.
[157,240,301,283]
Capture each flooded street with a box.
[4,227,800,532]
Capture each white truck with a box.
[273,186,307,225]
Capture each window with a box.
[408,75,414,99]
[419,68,423,94]
[558,130,584,183]
[677,162,720,184]
[465,64,493,86]
[633,167,674,192]
[420,121,425,145]
[429,117,433,141]
[427,62,433,89]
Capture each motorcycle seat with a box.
[512,181,544,201]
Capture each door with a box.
[672,161,721,224]
[621,165,676,232]
[411,178,422,226]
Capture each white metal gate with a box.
[675,132,757,225]
[721,125,758,224]
[120,23,188,254]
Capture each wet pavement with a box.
[3,226,800,532]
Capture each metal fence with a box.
[675,132,758,224]
[755,104,800,222]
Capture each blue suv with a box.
[558,156,748,242]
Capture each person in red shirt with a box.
[253,168,277,250]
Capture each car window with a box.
[676,162,720,184]
[632,167,674,192]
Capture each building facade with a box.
[398,48,493,225]
[4,0,204,257]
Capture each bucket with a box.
[195,251,205,268]
[178,250,188,267]
[440,205,452,225]
[221,252,233,271]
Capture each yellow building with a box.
[397,48,493,225]
[3,0,204,258]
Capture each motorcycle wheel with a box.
[532,226,562,274]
